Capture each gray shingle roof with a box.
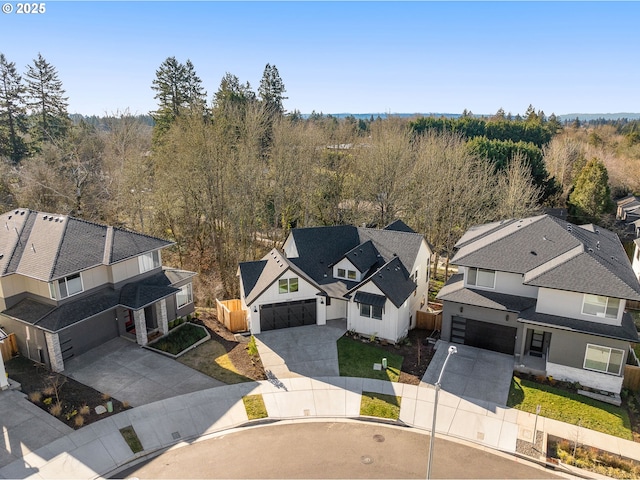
[518,307,639,343]
[344,240,381,273]
[452,215,640,301]
[1,268,195,332]
[437,274,537,312]
[384,219,416,233]
[364,257,416,308]
[0,209,173,281]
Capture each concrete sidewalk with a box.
[2,374,639,480]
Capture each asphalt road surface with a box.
[114,420,563,479]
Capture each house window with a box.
[360,303,383,320]
[582,294,620,319]
[176,283,193,309]
[54,273,83,299]
[347,270,357,280]
[139,251,161,273]
[338,268,346,278]
[337,268,357,280]
[467,267,496,289]
[278,278,298,294]
[583,344,624,375]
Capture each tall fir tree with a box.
[258,63,287,117]
[151,56,206,136]
[0,53,29,162]
[25,53,69,143]
[567,158,613,223]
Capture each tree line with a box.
[1,54,626,302]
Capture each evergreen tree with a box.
[567,158,613,223]
[258,63,287,117]
[0,53,29,162]
[151,56,206,135]
[25,53,69,142]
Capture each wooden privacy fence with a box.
[0,333,18,362]
[624,364,640,392]
[416,310,442,331]
[216,299,248,333]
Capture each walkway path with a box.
[2,373,639,479]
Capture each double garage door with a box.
[451,316,516,355]
[260,299,317,332]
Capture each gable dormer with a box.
[333,240,380,282]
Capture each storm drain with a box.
[373,434,385,442]
[361,455,374,465]
[172,431,181,440]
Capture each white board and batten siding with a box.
[246,270,326,334]
[348,282,408,343]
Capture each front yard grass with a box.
[508,376,633,440]
[360,392,401,420]
[147,323,207,355]
[178,339,254,384]
[337,336,403,382]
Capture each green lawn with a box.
[508,376,633,440]
[337,336,403,382]
[147,323,207,355]
[243,394,268,420]
[360,392,401,420]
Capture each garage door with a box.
[58,311,119,361]
[450,316,516,355]
[260,299,317,331]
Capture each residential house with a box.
[0,209,196,372]
[633,239,640,283]
[617,195,640,237]
[438,214,640,394]
[238,220,431,343]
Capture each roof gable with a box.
[384,219,416,233]
[0,209,172,281]
[343,240,381,273]
[358,257,416,308]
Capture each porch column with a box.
[134,309,148,346]
[45,332,65,373]
[156,299,168,335]
[0,349,8,390]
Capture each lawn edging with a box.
[144,323,211,359]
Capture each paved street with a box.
[115,421,562,479]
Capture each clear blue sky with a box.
[1,1,638,117]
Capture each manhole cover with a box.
[373,434,385,442]
[361,456,374,465]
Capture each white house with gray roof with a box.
[238,220,432,343]
[438,214,640,395]
[0,209,196,372]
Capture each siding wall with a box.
[536,288,625,325]
[348,282,401,342]
[0,315,50,365]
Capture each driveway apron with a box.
[422,341,514,406]
[255,319,347,379]
[63,337,223,407]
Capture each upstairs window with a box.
[582,294,620,319]
[336,268,357,280]
[176,283,193,309]
[347,270,357,280]
[278,277,299,294]
[467,267,496,289]
[50,273,83,299]
[139,251,161,273]
[584,344,624,375]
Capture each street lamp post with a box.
[426,345,457,480]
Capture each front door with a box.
[529,330,545,357]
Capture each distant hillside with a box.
[306,112,640,121]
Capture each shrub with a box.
[74,415,85,428]
[42,386,55,396]
[28,391,43,403]
[247,336,259,356]
[43,397,52,405]
[79,404,90,416]
[49,402,63,417]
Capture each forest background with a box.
[1,54,639,304]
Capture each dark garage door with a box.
[451,316,516,355]
[260,299,317,331]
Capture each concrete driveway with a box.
[254,319,346,379]
[422,341,514,406]
[64,337,223,407]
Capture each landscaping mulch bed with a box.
[5,356,129,429]
[361,328,436,385]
